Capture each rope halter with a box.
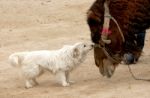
[101,0,125,44]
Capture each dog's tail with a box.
[9,52,28,67]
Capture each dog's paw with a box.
[25,84,34,89]
[25,80,36,89]
[68,80,75,84]
[62,82,70,87]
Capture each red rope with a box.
[101,28,112,35]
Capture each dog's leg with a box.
[25,79,34,88]
[65,71,75,84]
[25,78,38,89]
[56,71,70,87]
[32,78,38,85]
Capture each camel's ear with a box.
[73,48,80,58]
[87,11,101,22]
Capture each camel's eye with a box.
[84,45,86,47]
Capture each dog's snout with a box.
[91,44,94,47]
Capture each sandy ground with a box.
[0,0,150,98]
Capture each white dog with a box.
[9,42,93,88]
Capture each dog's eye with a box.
[84,45,86,47]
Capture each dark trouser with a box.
[123,31,146,64]
[136,31,146,50]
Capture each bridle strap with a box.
[101,1,112,44]
[94,44,120,64]
[102,1,125,43]
[103,1,111,31]
[95,0,125,63]
[109,16,125,43]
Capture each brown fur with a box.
[87,0,150,77]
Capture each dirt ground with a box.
[0,0,150,98]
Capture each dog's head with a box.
[72,42,94,58]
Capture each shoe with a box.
[123,53,135,64]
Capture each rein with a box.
[127,65,150,81]
[94,44,120,64]
[105,15,125,42]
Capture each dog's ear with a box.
[73,48,80,58]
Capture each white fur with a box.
[9,42,93,88]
